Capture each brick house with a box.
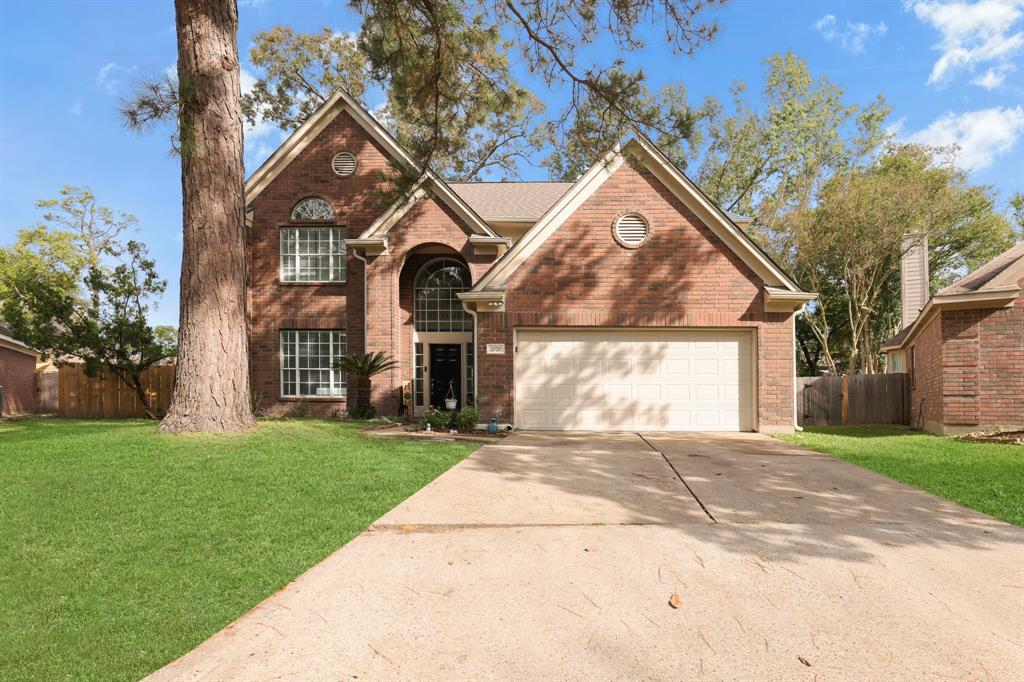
[882,241,1024,434]
[0,322,38,415]
[244,91,814,432]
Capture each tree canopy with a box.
[0,187,175,417]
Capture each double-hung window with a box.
[280,330,346,397]
[280,227,346,282]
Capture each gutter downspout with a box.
[353,250,369,405]
[793,305,804,432]
[461,300,481,429]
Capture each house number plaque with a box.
[485,343,506,355]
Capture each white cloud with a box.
[67,100,83,116]
[814,14,889,54]
[908,0,1024,87]
[970,62,1016,87]
[903,105,1024,171]
[95,62,137,95]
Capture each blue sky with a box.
[1,0,1022,326]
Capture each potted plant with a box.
[333,351,398,419]
[444,381,458,410]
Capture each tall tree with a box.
[794,144,1017,375]
[698,52,889,259]
[543,73,714,180]
[124,0,254,433]
[0,192,175,418]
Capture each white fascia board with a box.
[357,174,499,241]
[471,149,624,292]
[630,134,803,292]
[879,286,1021,351]
[764,286,817,312]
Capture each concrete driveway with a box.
[149,432,1024,681]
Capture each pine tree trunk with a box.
[160,0,255,433]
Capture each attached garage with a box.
[514,329,755,431]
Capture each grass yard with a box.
[779,425,1023,526]
[0,418,479,681]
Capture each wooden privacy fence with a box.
[57,363,175,418]
[34,371,59,413]
[797,373,910,427]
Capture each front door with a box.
[429,344,461,410]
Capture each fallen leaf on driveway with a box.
[401,525,415,532]
[797,655,812,667]
[668,593,682,609]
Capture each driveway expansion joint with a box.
[638,433,718,523]
[368,521,713,534]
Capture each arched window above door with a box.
[414,258,472,332]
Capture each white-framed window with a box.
[280,330,347,397]
[414,258,472,332]
[280,227,346,282]
[290,197,335,221]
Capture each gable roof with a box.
[356,173,501,241]
[244,89,418,206]
[469,133,806,295]
[244,89,501,241]
[881,241,1023,351]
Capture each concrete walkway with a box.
[148,432,1024,681]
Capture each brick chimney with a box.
[900,232,929,329]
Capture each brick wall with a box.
[0,345,36,415]
[907,279,1024,433]
[247,110,396,416]
[977,283,1024,426]
[908,313,943,428]
[364,195,495,414]
[475,161,796,430]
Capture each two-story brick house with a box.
[244,90,813,432]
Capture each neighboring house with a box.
[882,241,1024,434]
[0,322,38,415]
[244,90,814,431]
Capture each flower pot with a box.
[445,398,458,410]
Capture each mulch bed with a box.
[362,424,509,443]
[955,429,1024,445]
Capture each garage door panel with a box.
[515,329,754,432]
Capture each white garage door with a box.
[514,329,755,431]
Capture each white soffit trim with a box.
[472,148,625,291]
[244,89,418,205]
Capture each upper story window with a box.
[290,197,335,222]
[414,258,472,332]
[281,227,346,282]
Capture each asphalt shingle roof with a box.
[448,182,574,221]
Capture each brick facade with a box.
[0,344,36,415]
[473,162,795,430]
[245,111,800,429]
[907,278,1024,433]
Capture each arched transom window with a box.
[414,258,472,332]
[290,197,335,221]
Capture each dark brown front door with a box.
[429,344,461,409]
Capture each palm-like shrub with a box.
[333,351,398,418]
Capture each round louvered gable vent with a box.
[331,151,357,176]
[613,213,649,247]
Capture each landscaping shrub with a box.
[347,403,376,420]
[421,409,451,431]
[454,406,480,432]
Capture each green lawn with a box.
[0,418,478,681]
[778,425,1023,526]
